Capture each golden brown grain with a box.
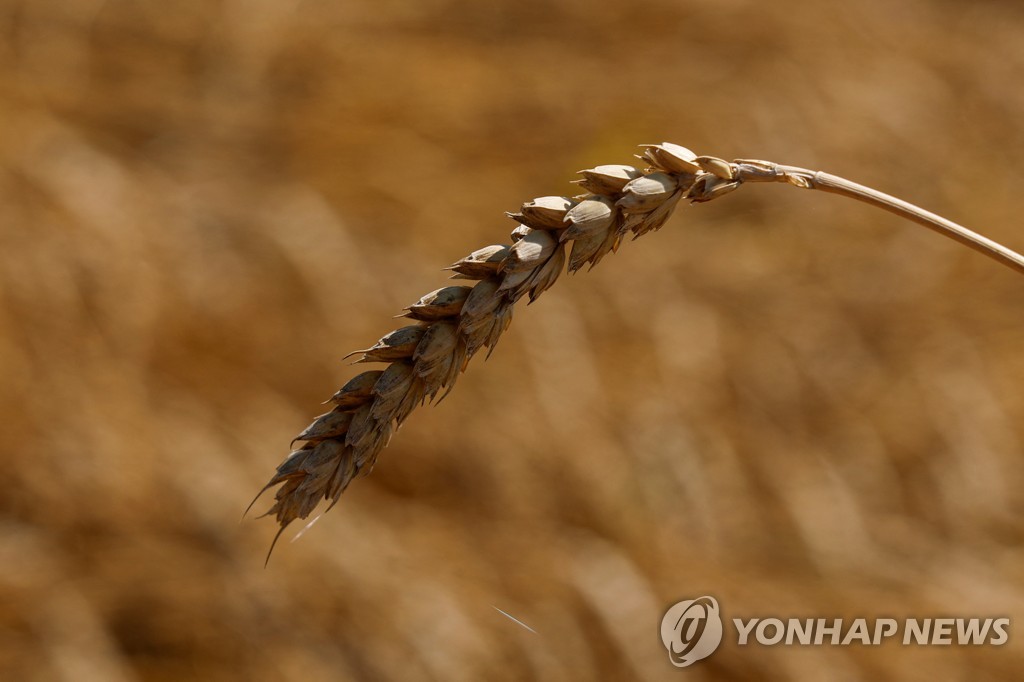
[253,144,1024,550]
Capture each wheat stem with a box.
[736,160,1024,276]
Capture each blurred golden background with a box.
[3,1,1024,680]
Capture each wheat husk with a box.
[254,141,1024,549]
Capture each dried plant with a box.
[250,143,1024,556]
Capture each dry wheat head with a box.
[250,142,1024,556]
[249,143,734,551]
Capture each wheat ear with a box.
[252,143,1024,556]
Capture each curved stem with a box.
[738,161,1024,277]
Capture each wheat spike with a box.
[253,144,1024,550]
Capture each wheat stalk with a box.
[250,143,1024,558]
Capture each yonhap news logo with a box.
[660,596,1009,668]
[730,615,1010,647]
[659,596,724,667]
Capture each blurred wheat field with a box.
[3,1,1024,680]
